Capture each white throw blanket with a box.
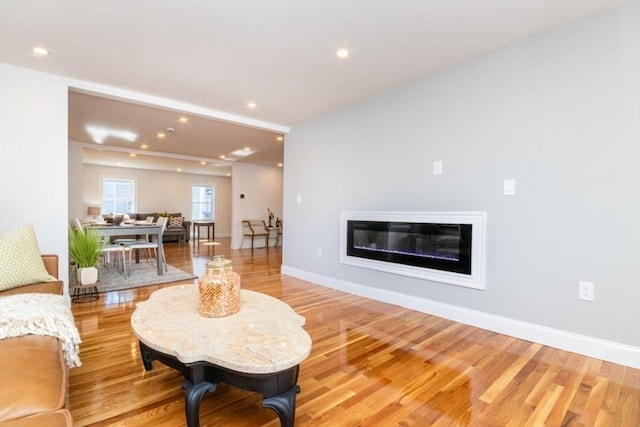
[0,293,82,367]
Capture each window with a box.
[102,178,135,214]
[192,185,214,220]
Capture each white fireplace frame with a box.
[340,211,487,290]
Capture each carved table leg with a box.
[182,380,217,427]
[139,341,154,370]
[261,385,301,427]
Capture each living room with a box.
[0,1,638,426]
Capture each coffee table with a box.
[130,285,312,427]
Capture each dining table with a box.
[88,223,164,276]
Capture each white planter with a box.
[77,266,98,286]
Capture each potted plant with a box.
[69,226,104,285]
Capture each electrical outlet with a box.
[578,281,594,301]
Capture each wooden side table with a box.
[192,221,215,241]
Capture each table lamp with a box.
[87,206,101,221]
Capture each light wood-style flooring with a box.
[69,239,639,426]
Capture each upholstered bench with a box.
[241,219,269,249]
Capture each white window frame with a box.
[191,185,215,220]
[101,177,136,215]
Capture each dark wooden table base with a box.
[139,341,301,427]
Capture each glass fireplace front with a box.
[347,220,472,275]
[340,211,486,289]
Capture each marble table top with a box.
[131,285,312,374]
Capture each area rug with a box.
[71,263,196,294]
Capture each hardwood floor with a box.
[69,239,639,426]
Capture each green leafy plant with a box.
[69,226,104,268]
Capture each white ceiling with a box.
[0,0,630,175]
[69,92,284,176]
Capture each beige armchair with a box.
[241,220,269,249]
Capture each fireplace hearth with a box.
[340,211,486,289]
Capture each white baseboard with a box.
[281,265,640,369]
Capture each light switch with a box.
[296,194,302,204]
[503,179,516,196]
[433,161,443,175]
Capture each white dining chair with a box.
[102,242,130,278]
[72,218,83,232]
[124,216,168,274]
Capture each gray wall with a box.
[283,4,639,349]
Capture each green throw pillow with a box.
[0,223,57,291]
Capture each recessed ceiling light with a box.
[157,132,165,139]
[336,48,349,58]
[219,155,226,160]
[226,173,231,177]
[178,117,188,124]
[276,136,284,142]
[141,144,148,149]
[278,163,283,167]
[129,153,136,157]
[32,46,50,56]
[247,102,257,109]
[177,168,182,172]
[200,161,206,165]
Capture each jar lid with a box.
[206,255,232,269]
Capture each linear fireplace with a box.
[340,211,486,289]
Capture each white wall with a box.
[80,162,232,236]
[68,143,84,220]
[0,63,70,295]
[283,4,640,366]
[231,163,283,248]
